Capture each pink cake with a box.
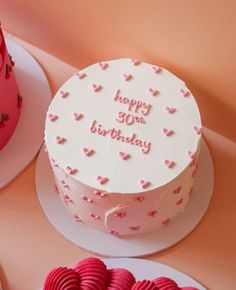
[0,24,22,150]
[42,257,200,290]
[45,58,201,236]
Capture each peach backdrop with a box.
[0,1,236,290]
[1,0,236,142]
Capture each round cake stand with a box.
[35,138,214,257]
[0,39,51,189]
[103,258,206,289]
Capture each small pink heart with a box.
[164,159,175,168]
[140,179,151,189]
[73,113,83,121]
[81,195,93,203]
[76,72,86,79]
[74,215,82,222]
[162,128,174,136]
[176,198,183,205]
[131,59,141,65]
[64,194,73,204]
[180,88,190,97]
[89,213,100,220]
[134,196,145,203]
[56,136,66,144]
[96,175,109,185]
[66,166,77,175]
[187,151,195,159]
[110,230,118,236]
[82,147,95,156]
[94,190,107,198]
[99,62,108,70]
[123,73,132,81]
[147,210,158,217]
[173,186,182,194]
[161,218,170,225]
[165,106,176,114]
[129,226,140,231]
[115,212,126,219]
[92,83,102,92]
[149,88,159,96]
[60,90,69,98]
[119,151,130,160]
[193,126,202,135]
[152,65,162,73]
[61,180,69,189]
[48,113,58,121]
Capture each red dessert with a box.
[42,257,200,290]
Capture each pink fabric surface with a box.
[0,1,235,287]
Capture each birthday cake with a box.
[0,24,22,150]
[45,58,202,236]
[42,257,199,289]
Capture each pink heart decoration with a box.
[147,210,158,217]
[56,136,66,144]
[173,186,182,194]
[74,215,82,222]
[94,190,107,198]
[164,159,175,168]
[60,90,69,98]
[165,106,176,114]
[92,83,102,92]
[115,212,127,219]
[123,73,132,81]
[162,128,174,136]
[152,65,162,73]
[82,147,94,156]
[131,59,141,65]
[161,218,170,225]
[81,195,93,203]
[89,213,100,220]
[129,226,140,231]
[66,166,77,175]
[149,88,159,96]
[99,62,108,70]
[75,72,86,79]
[73,113,83,121]
[134,196,145,204]
[176,198,183,205]
[180,88,190,97]
[140,179,151,189]
[110,230,118,236]
[61,180,69,189]
[187,151,195,159]
[119,151,130,160]
[193,126,202,135]
[48,113,58,121]
[96,175,109,185]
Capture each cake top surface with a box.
[45,58,201,193]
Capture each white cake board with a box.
[104,258,206,289]
[36,138,214,257]
[0,39,51,189]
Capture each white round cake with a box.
[45,58,202,236]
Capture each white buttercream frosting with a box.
[45,58,201,235]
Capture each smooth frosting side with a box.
[0,26,21,150]
[49,145,199,235]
